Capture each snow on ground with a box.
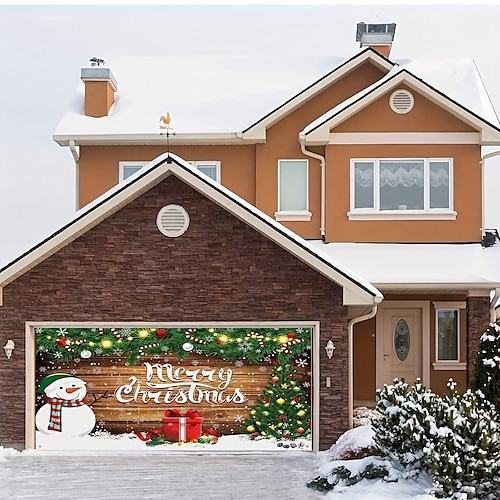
[0,425,441,499]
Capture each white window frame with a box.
[348,158,456,220]
[275,159,311,222]
[433,301,466,370]
[189,161,221,183]
[119,161,148,182]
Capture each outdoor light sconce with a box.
[325,339,335,359]
[4,340,15,359]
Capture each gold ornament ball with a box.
[277,335,289,344]
[100,339,113,349]
[246,425,255,433]
[297,410,306,418]
[138,329,149,338]
[277,398,286,405]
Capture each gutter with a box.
[347,305,378,428]
[299,134,326,240]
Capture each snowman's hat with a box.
[37,373,76,394]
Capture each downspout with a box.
[490,287,500,323]
[299,134,326,241]
[480,149,500,236]
[348,305,378,428]
[69,140,80,210]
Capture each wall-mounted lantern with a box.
[4,339,15,359]
[325,339,335,359]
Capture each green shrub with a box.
[471,322,500,412]
[373,379,500,499]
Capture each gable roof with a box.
[53,49,393,146]
[301,60,500,145]
[0,153,382,307]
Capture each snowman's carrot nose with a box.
[65,386,81,394]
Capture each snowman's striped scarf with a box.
[46,397,85,432]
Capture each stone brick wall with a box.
[466,295,491,385]
[0,176,348,449]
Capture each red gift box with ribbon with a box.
[162,409,203,442]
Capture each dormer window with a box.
[349,158,456,220]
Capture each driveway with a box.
[0,452,323,499]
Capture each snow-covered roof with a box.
[308,241,500,291]
[0,153,382,307]
[54,49,499,146]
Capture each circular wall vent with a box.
[389,89,414,114]
[156,204,190,238]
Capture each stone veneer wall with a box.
[0,176,349,450]
[466,295,491,386]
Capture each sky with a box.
[1,1,500,265]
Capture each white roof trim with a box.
[54,133,253,147]
[301,70,500,146]
[0,153,382,307]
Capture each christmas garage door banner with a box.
[35,326,312,450]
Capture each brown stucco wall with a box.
[325,143,481,243]
[0,175,349,450]
[78,145,256,209]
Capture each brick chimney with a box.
[356,21,396,58]
[80,58,117,117]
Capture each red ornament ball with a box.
[271,376,279,383]
[287,332,296,339]
[155,329,167,339]
[56,338,67,346]
[296,427,305,435]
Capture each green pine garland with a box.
[35,326,311,365]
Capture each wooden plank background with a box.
[36,354,310,437]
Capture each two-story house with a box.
[1,22,500,452]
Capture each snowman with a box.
[36,373,96,437]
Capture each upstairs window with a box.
[350,158,453,218]
[189,161,221,183]
[119,162,148,181]
[275,159,311,221]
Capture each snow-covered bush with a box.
[373,379,500,499]
[471,322,500,412]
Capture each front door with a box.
[376,307,423,389]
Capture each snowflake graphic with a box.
[70,369,77,375]
[258,366,268,372]
[90,328,97,332]
[234,413,244,423]
[94,348,103,355]
[296,328,304,333]
[56,328,68,337]
[53,352,62,359]
[238,341,252,352]
[119,328,134,336]
[91,366,102,374]
[191,359,201,366]
[302,381,311,388]
[234,360,244,367]
[38,366,47,373]
[35,327,43,334]
[113,349,123,356]
[295,358,308,368]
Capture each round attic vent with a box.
[156,204,190,238]
[389,89,414,114]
